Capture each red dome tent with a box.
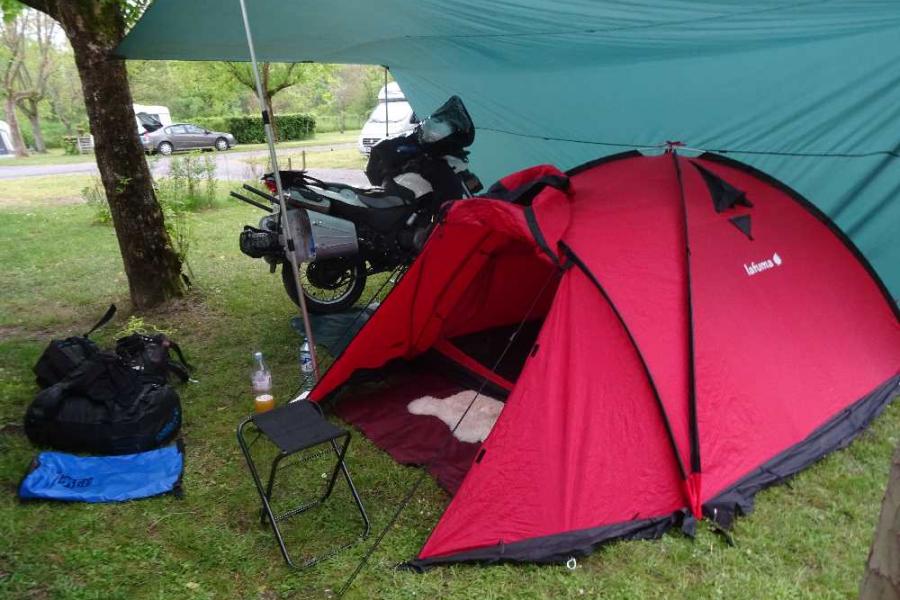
[309,151,900,568]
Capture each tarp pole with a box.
[236,0,320,382]
[384,66,389,138]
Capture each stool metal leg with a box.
[237,418,295,567]
[236,414,370,569]
[330,435,371,539]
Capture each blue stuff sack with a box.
[19,442,184,503]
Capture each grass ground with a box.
[241,148,367,172]
[0,149,96,167]
[0,176,897,599]
[234,131,360,153]
[0,131,361,169]
[0,175,95,208]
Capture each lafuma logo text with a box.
[744,252,783,276]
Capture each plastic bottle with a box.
[299,341,314,376]
[251,351,275,413]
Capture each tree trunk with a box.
[860,441,900,600]
[5,96,28,157]
[24,99,46,153]
[265,93,278,143]
[34,1,184,309]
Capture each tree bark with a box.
[4,95,28,157]
[21,98,45,153]
[23,0,184,309]
[860,441,900,600]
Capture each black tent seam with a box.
[671,151,702,476]
[406,510,683,570]
[695,153,899,321]
[559,241,688,481]
[703,374,899,528]
[524,207,560,267]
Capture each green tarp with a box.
[117,1,900,298]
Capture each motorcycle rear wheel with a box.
[281,258,367,314]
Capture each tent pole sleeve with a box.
[671,151,700,475]
[560,242,688,482]
[236,0,319,381]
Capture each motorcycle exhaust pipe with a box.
[240,183,380,230]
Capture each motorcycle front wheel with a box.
[281,258,367,314]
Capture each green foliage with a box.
[192,115,228,135]
[81,177,110,224]
[115,314,176,339]
[81,152,222,262]
[159,152,219,211]
[61,135,80,155]
[128,59,246,119]
[199,113,316,144]
[18,118,68,150]
[313,112,368,133]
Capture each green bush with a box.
[81,178,110,224]
[194,113,316,144]
[313,113,367,133]
[193,116,229,135]
[62,136,80,155]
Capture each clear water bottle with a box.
[251,351,275,413]
[299,341,314,376]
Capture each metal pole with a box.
[384,66,389,138]
[237,0,320,382]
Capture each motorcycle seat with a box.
[356,193,408,210]
[315,180,409,210]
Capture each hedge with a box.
[194,113,316,144]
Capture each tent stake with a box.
[236,0,319,382]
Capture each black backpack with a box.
[33,305,117,389]
[115,333,192,383]
[24,352,182,455]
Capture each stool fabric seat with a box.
[252,401,345,453]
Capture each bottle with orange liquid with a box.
[251,351,275,413]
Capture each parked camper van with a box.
[357,82,417,154]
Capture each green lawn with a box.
[241,148,367,172]
[0,131,361,169]
[0,174,95,208]
[0,148,97,167]
[0,177,897,599]
[234,130,360,152]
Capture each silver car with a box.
[141,123,236,155]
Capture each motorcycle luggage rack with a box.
[230,190,273,213]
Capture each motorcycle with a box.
[233,96,482,313]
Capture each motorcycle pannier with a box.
[24,353,182,455]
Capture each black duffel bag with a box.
[24,352,182,455]
[33,304,117,389]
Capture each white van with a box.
[357,82,417,154]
